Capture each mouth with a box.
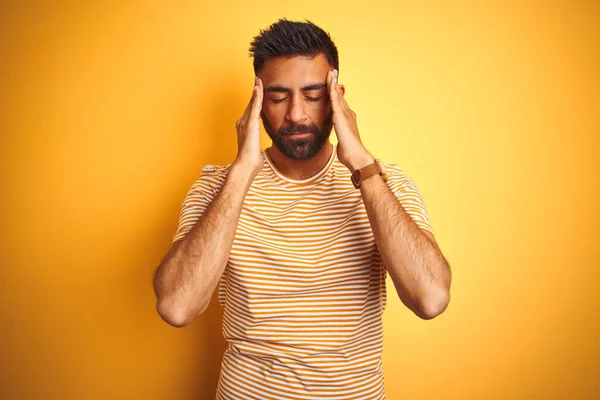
[287,131,313,137]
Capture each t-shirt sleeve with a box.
[385,164,434,236]
[171,165,226,244]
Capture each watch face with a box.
[352,169,362,184]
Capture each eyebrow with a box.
[264,82,327,93]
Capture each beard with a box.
[260,109,333,160]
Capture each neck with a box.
[266,141,334,180]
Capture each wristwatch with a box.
[351,159,388,189]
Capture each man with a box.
[153,18,451,400]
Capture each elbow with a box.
[156,306,190,328]
[416,288,450,320]
[153,268,209,328]
[416,262,452,320]
[155,298,207,328]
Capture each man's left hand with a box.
[327,69,374,171]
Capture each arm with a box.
[153,163,255,327]
[324,68,451,320]
[351,155,452,320]
[153,75,265,327]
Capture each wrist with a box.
[346,152,374,171]
[230,160,260,184]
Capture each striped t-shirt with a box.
[172,146,433,399]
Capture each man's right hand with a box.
[234,76,264,176]
[154,77,265,326]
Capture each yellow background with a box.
[1,1,598,399]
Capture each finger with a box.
[331,70,349,113]
[250,77,263,119]
[328,69,342,113]
[332,70,351,112]
[241,78,259,121]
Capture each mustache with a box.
[279,124,319,136]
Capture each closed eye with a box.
[271,97,322,103]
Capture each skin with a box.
[259,54,335,174]
[153,53,452,327]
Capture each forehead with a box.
[259,53,331,87]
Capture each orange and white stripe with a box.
[172,146,433,399]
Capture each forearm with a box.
[358,172,451,319]
[154,162,255,326]
[325,64,450,318]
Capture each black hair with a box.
[249,18,339,75]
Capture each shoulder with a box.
[384,163,404,176]
[384,163,414,186]
[199,163,232,179]
[383,162,427,198]
[383,162,435,236]
[187,163,232,195]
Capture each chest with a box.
[227,184,378,296]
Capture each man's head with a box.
[249,18,344,160]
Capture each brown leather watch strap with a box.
[351,161,381,189]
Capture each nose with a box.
[285,93,308,125]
